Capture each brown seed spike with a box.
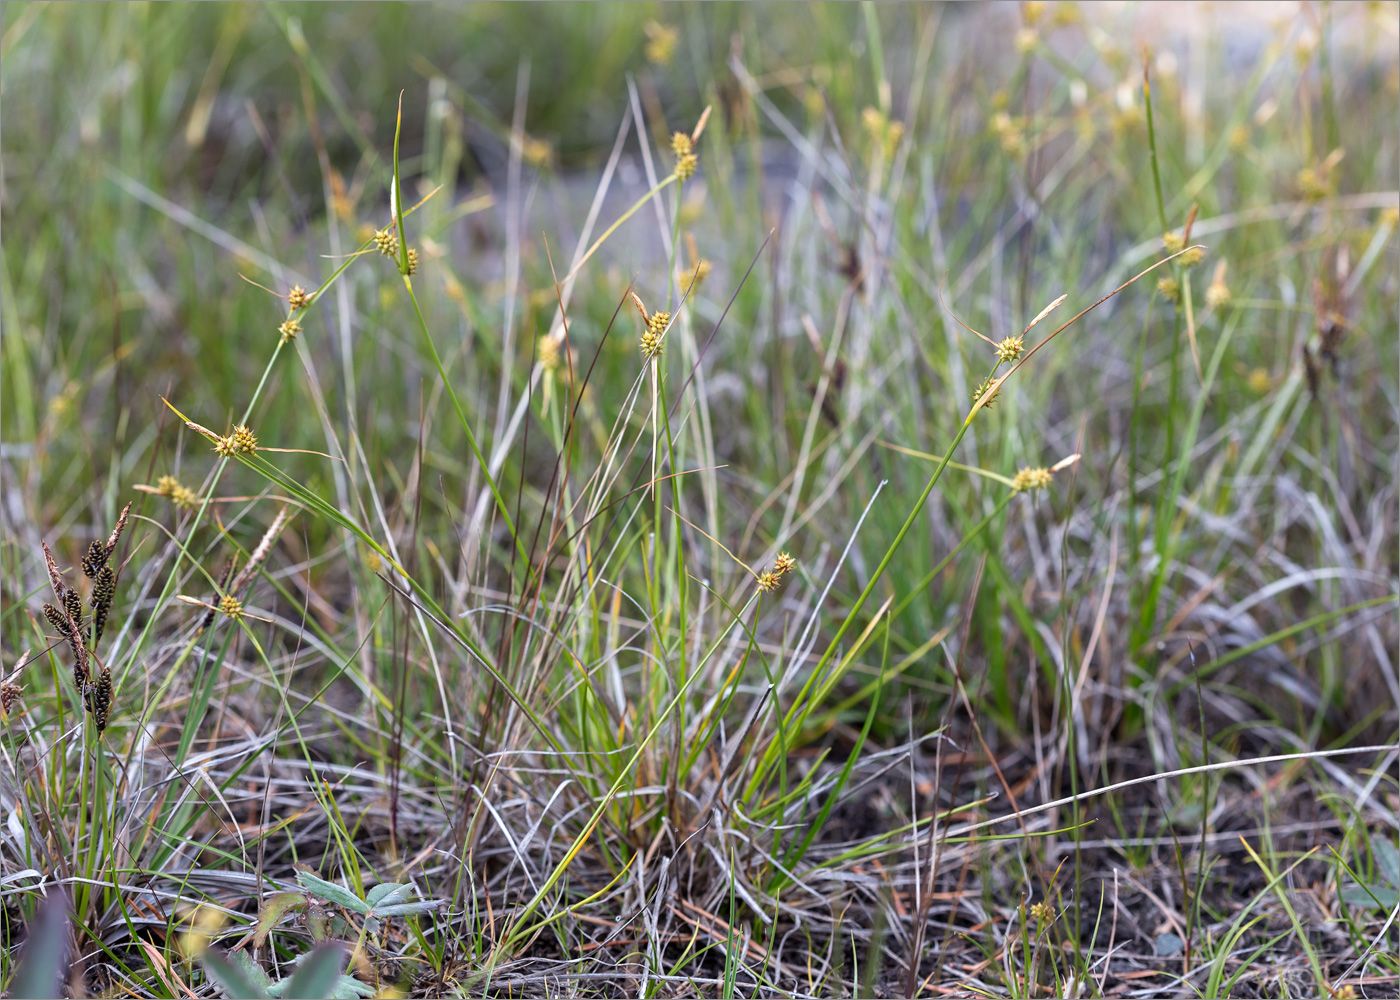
[73,648,90,694]
[82,540,107,578]
[91,668,113,732]
[42,541,67,599]
[64,589,85,641]
[91,565,116,645]
[104,502,132,564]
[45,599,90,690]
[231,507,290,594]
[44,603,73,640]
[1,683,22,718]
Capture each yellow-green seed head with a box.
[672,132,697,181]
[538,334,561,371]
[157,475,199,509]
[1012,466,1053,492]
[278,319,301,343]
[287,285,311,310]
[1157,276,1180,302]
[231,425,258,455]
[675,152,698,182]
[641,310,670,359]
[1206,278,1231,309]
[996,335,1025,365]
[773,552,796,576]
[1297,166,1332,201]
[406,247,420,275]
[972,375,1000,410]
[374,228,398,257]
[645,21,678,66]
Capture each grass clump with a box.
[1,3,1397,997]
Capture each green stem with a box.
[1143,62,1169,235]
[747,394,985,799]
[402,275,528,570]
[890,489,1018,621]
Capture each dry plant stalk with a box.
[182,507,291,630]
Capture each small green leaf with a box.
[296,871,370,914]
[1373,835,1400,888]
[1339,882,1400,909]
[362,881,445,917]
[372,899,444,917]
[281,942,346,1000]
[331,976,378,999]
[365,882,410,908]
[266,967,374,998]
[255,891,307,947]
[205,950,272,999]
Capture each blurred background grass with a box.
[4,2,1394,719]
[4,0,1398,765]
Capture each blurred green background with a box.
[3,0,1397,733]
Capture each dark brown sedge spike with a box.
[44,600,89,692]
[64,588,85,639]
[43,602,74,642]
[73,637,91,699]
[39,540,93,692]
[1303,343,1322,400]
[91,668,113,733]
[0,683,21,719]
[91,565,116,645]
[82,539,107,578]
